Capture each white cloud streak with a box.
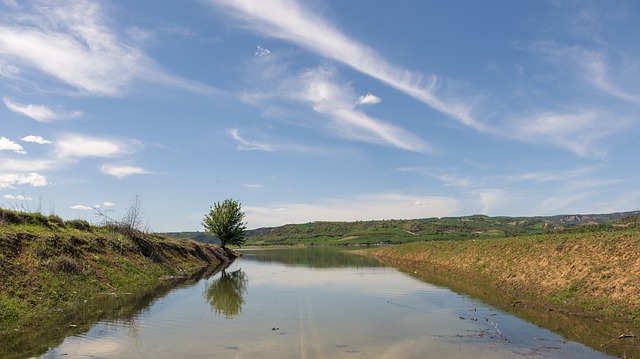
[100,163,149,179]
[291,67,431,152]
[3,97,82,121]
[532,41,640,103]
[70,204,93,211]
[511,111,612,157]
[0,0,220,97]
[3,194,32,201]
[207,0,483,130]
[228,128,275,152]
[53,134,142,159]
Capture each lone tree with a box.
[203,199,247,248]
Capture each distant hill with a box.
[163,210,640,246]
[243,210,640,246]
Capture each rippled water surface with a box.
[38,248,612,358]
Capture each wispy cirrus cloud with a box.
[509,167,594,182]
[510,111,613,157]
[207,0,483,130]
[299,68,430,152]
[398,167,472,187]
[243,61,431,152]
[3,97,82,122]
[531,41,640,104]
[0,0,219,97]
[228,128,275,152]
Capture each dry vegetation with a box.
[365,230,640,321]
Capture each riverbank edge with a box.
[358,231,640,321]
[0,211,240,335]
[354,231,640,356]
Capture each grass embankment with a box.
[360,231,640,356]
[365,231,640,321]
[0,209,238,334]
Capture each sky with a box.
[1,0,639,231]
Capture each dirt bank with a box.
[358,231,640,357]
[364,231,640,320]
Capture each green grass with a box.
[0,208,235,334]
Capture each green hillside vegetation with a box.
[0,209,237,342]
[241,211,640,246]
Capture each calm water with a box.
[36,248,612,359]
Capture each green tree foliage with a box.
[202,199,247,248]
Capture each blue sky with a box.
[1,0,639,231]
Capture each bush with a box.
[67,219,91,231]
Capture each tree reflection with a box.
[204,268,248,318]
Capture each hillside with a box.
[241,210,640,246]
[0,209,237,345]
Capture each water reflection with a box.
[239,247,382,268]
[17,248,618,359]
[204,268,248,318]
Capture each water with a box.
[33,248,612,358]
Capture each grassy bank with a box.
[0,209,238,335]
[359,230,640,357]
[364,230,640,321]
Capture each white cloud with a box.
[3,97,82,122]
[398,167,472,187]
[228,128,275,151]
[511,111,612,157]
[0,1,144,96]
[509,168,594,182]
[70,204,93,211]
[0,158,58,172]
[100,163,149,179]
[474,188,508,215]
[244,192,458,228]
[531,41,640,103]
[103,201,115,207]
[208,0,483,130]
[20,135,51,145]
[536,193,590,215]
[296,67,430,152]
[0,1,219,97]
[357,93,381,105]
[0,172,47,188]
[255,45,271,57]
[3,194,32,201]
[54,134,142,159]
[0,136,26,154]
